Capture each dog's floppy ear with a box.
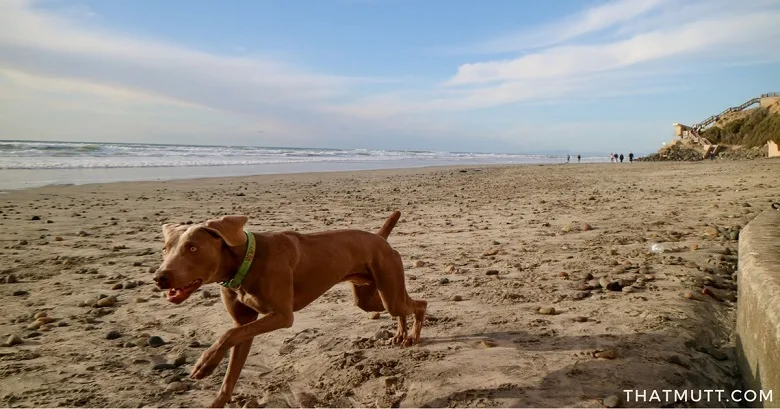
[162,223,178,242]
[203,215,249,247]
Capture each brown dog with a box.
[152,210,427,407]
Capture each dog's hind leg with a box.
[372,249,427,346]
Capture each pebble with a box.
[6,334,22,346]
[106,330,122,340]
[111,283,123,290]
[96,297,116,307]
[6,274,18,284]
[605,280,623,291]
[538,307,556,315]
[581,223,593,231]
[134,297,148,303]
[171,354,187,367]
[33,312,47,319]
[413,260,426,268]
[31,215,41,221]
[54,236,63,241]
[368,312,381,319]
[445,264,456,273]
[573,316,588,323]
[690,244,698,251]
[153,362,175,371]
[572,291,590,300]
[438,278,450,285]
[485,269,499,276]
[148,336,165,347]
[165,381,188,393]
[594,349,618,359]
[449,295,463,302]
[201,290,214,299]
[621,286,635,293]
[12,290,29,296]
[188,340,201,348]
[603,395,620,408]
[132,261,143,267]
[124,281,137,289]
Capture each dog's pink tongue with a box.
[167,289,185,304]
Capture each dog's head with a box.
[153,215,248,304]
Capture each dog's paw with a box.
[190,348,225,380]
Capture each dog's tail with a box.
[377,210,401,239]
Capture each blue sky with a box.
[1,0,779,154]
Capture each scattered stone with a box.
[683,291,701,301]
[438,278,450,285]
[6,334,22,346]
[572,291,591,300]
[594,349,618,359]
[12,290,29,296]
[134,297,148,303]
[124,281,137,289]
[449,295,463,302]
[148,336,165,347]
[165,381,188,393]
[96,297,116,307]
[538,307,556,315]
[171,354,187,367]
[704,227,719,238]
[482,249,499,256]
[445,264,456,273]
[153,363,175,371]
[54,236,63,242]
[605,280,623,291]
[561,224,572,233]
[603,395,620,408]
[581,223,593,231]
[368,312,381,319]
[34,312,47,319]
[558,271,569,279]
[105,330,122,340]
[201,290,214,299]
[573,316,588,323]
[188,340,201,348]
[111,283,124,290]
[31,216,41,221]
[485,269,499,276]
[690,244,698,251]
[132,261,143,267]
[621,286,635,294]
[413,260,426,268]
[6,274,18,284]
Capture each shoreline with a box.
[0,160,600,194]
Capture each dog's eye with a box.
[189,246,197,252]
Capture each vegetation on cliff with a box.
[702,106,780,147]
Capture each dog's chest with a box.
[235,289,272,314]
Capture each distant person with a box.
[577,154,581,163]
[629,152,634,162]
[610,153,614,163]
[567,154,570,163]
[619,153,624,163]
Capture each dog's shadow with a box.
[416,330,740,408]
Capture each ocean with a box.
[0,140,608,191]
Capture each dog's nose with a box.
[153,270,171,289]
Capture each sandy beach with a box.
[1,160,779,408]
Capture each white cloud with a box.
[455,0,673,54]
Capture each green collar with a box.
[221,231,255,289]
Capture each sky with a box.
[1,0,779,155]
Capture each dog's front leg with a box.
[191,311,294,381]
[209,294,259,408]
